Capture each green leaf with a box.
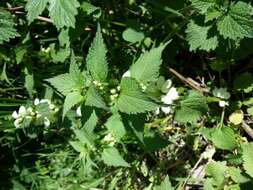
[211,127,237,150]
[153,175,174,190]
[217,1,253,40]
[116,78,158,114]
[80,2,100,16]
[233,72,253,93]
[205,7,222,23]
[203,178,215,190]
[105,113,126,141]
[63,91,83,118]
[175,91,208,123]
[122,28,145,43]
[130,43,168,83]
[48,0,80,29]
[24,62,34,98]
[205,161,227,186]
[86,24,108,82]
[227,167,251,183]
[0,10,20,44]
[101,147,130,167]
[73,129,94,148]
[85,85,107,110]
[186,20,218,51]
[26,0,49,24]
[242,142,253,178]
[190,0,217,14]
[82,110,98,135]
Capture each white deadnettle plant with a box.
[12,98,59,128]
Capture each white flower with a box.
[49,104,55,110]
[161,79,172,93]
[76,106,82,117]
[122,70,131,78]
[40,99,50,104]
[219,100,228,108]
[110,89,117,94]
[34,98,40,105]
[14,118,23,128]
[44,117,50,127]
[12,111,19,119]
[18,106,26,116]
[161,106,171,114]
[161,87,179,104]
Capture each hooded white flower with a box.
[76,106,82,117]
[44,117,50,127]
[12,111,19,119]
[161,87,179,104]
[122,70,131,78]
[18,106,27,116]
[219,100,228,108]
[161,106,171,114]
[34,98,40,105]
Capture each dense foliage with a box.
[1,0,253,189]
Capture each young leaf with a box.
[186,20,218,51]
[211,127,237,150]
[63,91,83,118]
[0,10,20,44]
[190,0,217,14]
[105,113,126,141]
[175,90,208,123]
[130,43,168,83]
[242,142,253,178]
[233,72,253,93]
[48,0,80,29]
[86,24,108,82]
[116,78,158,114]
[101,147,130,167]
[26,0,49,24]
[205,161,227,186]
[217,1,253,40]
[85,85,107,110]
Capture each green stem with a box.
[219,107,225,128]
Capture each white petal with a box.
[44,117,50,127]
[18,106,26,115]
[155,108,160,115]
[14,118,22,128]
[167,87,179,101]
[219,101,228,107]
[76,106,82,117]
[12,111,19,119]
[161,79,172,93]
[122,70,131,78]
[34,98,40,105]
[40,99,49,104]
[161,94,173,105]
[161,106,171,114]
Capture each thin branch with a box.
[242,121,253,140]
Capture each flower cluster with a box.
[156,76,179,114]
[12,99,59,128]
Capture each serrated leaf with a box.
[0,10,20,44]
[26,0,49,24]
[86,24,108,82]
[105,113,126,141]
[186,20,218,51]
[205,161,227,186]
[73,128,94,148]
[242,142,253,178]
[205,8,222,22]
[211,127,237,150]
[85,85,107,110]
[101,147,130,167]
[82,110,98,135]
[81,2,100,16]
[175,90,208,123]
[190,0,217,14]
[116,78,158,114]
[130,43,168,83]
[48,0,80,29]
[217,1,253,40]
[63,91,84,118]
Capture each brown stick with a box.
[167,67,210,94]
[242,121,253,140]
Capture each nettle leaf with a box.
[48,0,80,29]
[105,113,126,141]
[205,161,227,186]
[190,0,217,14]
[85,85,107,110]
[63,91,84,118]
[211,127,237,150]
[242,142,253,178]
[130,43,168,83]
[175,90,208,123]
[86,24,108,82]
[217,1,253,40]
[0,10,20,44]
[186,20,218,51]
[101,147,130,167]
[116,78,158,114]
[26,0,48,24]
[83,110,98,135]
[122,28,145,43]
